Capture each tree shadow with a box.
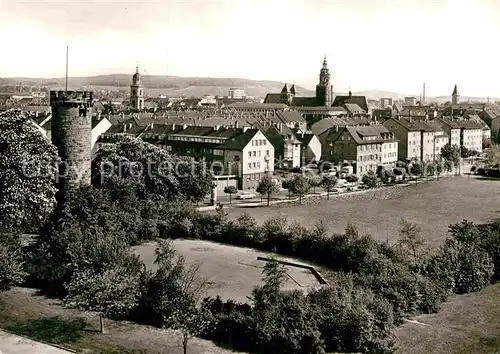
[5,316,90,345]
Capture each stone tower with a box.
[452,84,460,105]
[130,66,144,111]
[315,56,333,107]
[50,90,93,204]
[280,84,293,105]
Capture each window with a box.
[248,151,251,157]
[248,163,252,169]
[258,151,261,157]
[263,140,267,145]
[253,162,256,168]
[253,151,256,157]
[266,150,270,156]
[257,162,261,168]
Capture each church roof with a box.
[281,84,288,93]
[452,84,459,96]
[291,97,319,107]
[290,84,297,95]
[332,95,369,112]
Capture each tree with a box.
[319,175,337,200]
[288,175,311,204]
[440,144,461,174]
[92,135,213,203]
[361,171,378,188]
[0,110,59,231]
[345,174,358,183]
[444,159,453,176]
[435,160,443,179]
[460,145,472,158]
[0,232,27,291]
[483,136,492,150]
[165,296,213,354]
[224,185,238,204]
[397,219,426,267]
[485,144,500,168]
[282,179,293,200]
[147,240,211,354]
[64,259,143,333]
[425,161,436,177]
[256,174,280,206]
[308,175,321,194]
[409,160,423,183]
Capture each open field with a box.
[133,239,324,303]
[394,282,500,354]
[227,177,500,248]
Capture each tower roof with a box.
[452,84,459,96]
[132,65,142,85]
[290,84,296,95]
[322,55,328,69]
[281,84,289,93]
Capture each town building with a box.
[228,88,246,99]
[260,123,301,168]
[320,125,398,175]
[435,117,484,153]
[292,129,322,165]
[99,123,274,190]
[382,117,441,162]
[380,97,393,109]
[404,96,417,106]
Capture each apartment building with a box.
[321,125,398,175]
[218,129,274,189]
[382,118,424,161]
[262,123,301,168]
[435,117,484,152]
[99,123,275,190]
[292,129,322,165]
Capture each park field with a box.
[133,239,324,303]
[227,177,500,248]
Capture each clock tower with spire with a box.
[315,56,333,107]
[130,65,144,111]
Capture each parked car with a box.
[236,191,256,200]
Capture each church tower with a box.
[315,56,333,107]
[451,84,460,105]
[130,65,144,111]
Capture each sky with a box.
[0,0,499,97]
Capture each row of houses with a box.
[22,102,490,190]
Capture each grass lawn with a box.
[0,287,245,354]
[133,239,324,303]
[394,282,500,354]
[227,177,500,248]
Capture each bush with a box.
[425,239,494,295]
[345,174,358,183]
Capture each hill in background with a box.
[1,76,497,102]
[0,75,315,99]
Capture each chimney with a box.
[214,125,220,131]
[123,123,127,132]
[182,124,187,130]
[128,123,133,129]
[335,126,339,132]
[243,126,249,133]
[150,122,154,129]
[172,123,176,130]
[235,120,239,128]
